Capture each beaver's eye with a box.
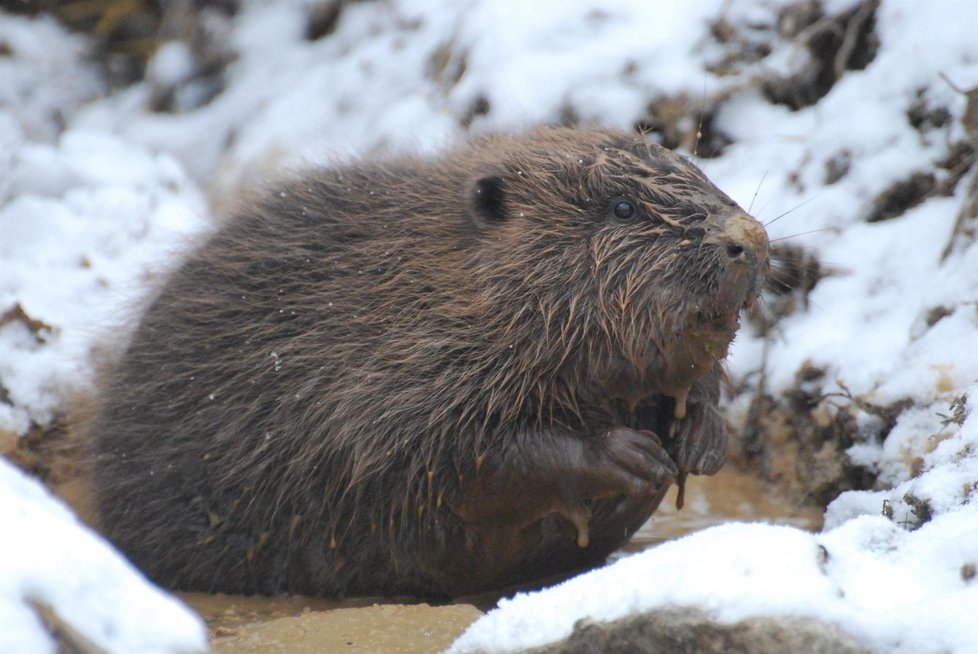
[612,199,636,221]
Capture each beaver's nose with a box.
[705,211,769,304]
[720,212,769,268]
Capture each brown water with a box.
[182,595,481,654]
[625,466,823,551]
[176,466,821,653]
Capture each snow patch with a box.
[0,459,207,653]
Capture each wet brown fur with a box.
[93,128,768,598]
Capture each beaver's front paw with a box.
[586,426,677,496]
[554,426,676,548]
[669,400,726,476]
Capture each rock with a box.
[535,606,868,654]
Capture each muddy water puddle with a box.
[181,593,481,653]
[174,466,820,653]
[624,466,823,552]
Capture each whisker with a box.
[764,194,819,228]
[748,170,768,214]
[754,196,776,220]
[769,227,831,243]
[765,270,800,290]
[692,75,707,161]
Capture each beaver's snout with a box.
[721,212,769,268]
[708,211,769,306]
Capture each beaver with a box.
[93,128,768,598]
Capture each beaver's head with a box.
[461,128,769,420]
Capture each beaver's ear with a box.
[466,175,508,226]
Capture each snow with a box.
[145,41,196,91]
[0,127,207,431]
[0,458,207,653]
[451,511,978,654]
[1,0,976,652]
[0,14,103,145]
